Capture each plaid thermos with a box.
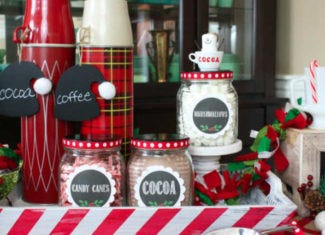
[78,0,133,156]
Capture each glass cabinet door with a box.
[209,0,254,81]
[128,1,179,83]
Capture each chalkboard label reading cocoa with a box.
[0,61,44,117]
[66,166,116,207]
[55,65,105,121]
[135,166,186,207]
[192,97,229,134]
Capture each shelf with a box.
[127,0,179,5]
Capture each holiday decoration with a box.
[194,104,311,205]
[298,174,325,217]
[13,0,75,203]
[290,59,325,129]
[309,59,319,104]
[0,144,22,201]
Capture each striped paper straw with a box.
[309,59,319,104]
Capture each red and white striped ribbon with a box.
[0,206,296,234]
[309,59,320,104]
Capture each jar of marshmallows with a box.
[59,136,125,207]
[177,71,238,147]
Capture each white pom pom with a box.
[33,77,52,95]
[315,211,325,234]
[98,81,116,100]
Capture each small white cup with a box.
[188,51,223,71]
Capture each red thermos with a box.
[13,0,75,203]
[78,0,133,156]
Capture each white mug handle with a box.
[289,76,307,107]
[188,53,198,63]
[77,26,91,44]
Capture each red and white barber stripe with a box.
[0,205,296,234]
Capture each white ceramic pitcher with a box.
[290,67,325,129]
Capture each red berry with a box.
[307,175,313,181]
[301,183,307,189]
[307,181,313,188]
[297,187,303,193]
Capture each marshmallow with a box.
[202,33,219,52]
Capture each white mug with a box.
[77,0,133,47]
[290,67,325,129]
[188,51,223,71]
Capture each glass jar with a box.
[127,134,194,207]
[59,137,125,207]
[177,71,238,147]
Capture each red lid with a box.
[63,137,122,149]
[180,71,233,80]
[131,134,190,150]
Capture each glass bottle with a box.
[177,71,238,147]
[128,134,194,207]
[59,137,125,207]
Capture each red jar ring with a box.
[131,134,190,150]
[63,137,122,149]
[180,71,233,80]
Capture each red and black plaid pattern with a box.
[80,47,133,156]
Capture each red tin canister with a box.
[13,0,75,203]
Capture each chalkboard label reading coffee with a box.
[55,65,106,121]
[134,166,186,207]
[0,61,44,117]
[66,165,116,207]
[192,97,230,135]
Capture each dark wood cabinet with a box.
[0,0,285,151]
[133,0,286,150]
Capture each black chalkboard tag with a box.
[54,65,105,121]
[0,61,44,117]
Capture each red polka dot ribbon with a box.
[131,138,190,150]
[180,71,233,80]
[63,138,122,149]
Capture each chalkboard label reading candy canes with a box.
[55,65,111,121]
[134,166,186,207]
[65,165,116,207]
[0,61,45,117]
[192,97,230,135]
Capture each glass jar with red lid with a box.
[127,134,194,206]
[177,71,238,147]
[59,136,125,207]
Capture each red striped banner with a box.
[7,209,44,234]
[93,208,135,234]
[232,207,274,228]
[0,205,296,235]
[137,208,181,234]
[180,208,228,234]
[50,209,89,234]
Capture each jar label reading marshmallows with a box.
[65,165,116,207]
[134,166,186,207]
[189,96,232,137]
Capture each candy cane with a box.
[309,59,319,104]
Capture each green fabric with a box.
[195,189,214,206]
